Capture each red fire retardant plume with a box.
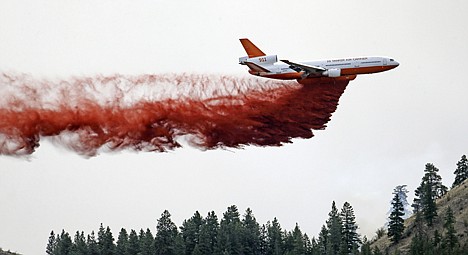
[0,73,348,156]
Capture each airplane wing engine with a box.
[323,68,341,77]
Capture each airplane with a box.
[239,38,399,85]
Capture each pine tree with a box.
[127,229,140,255]
[340,202,360,253]
[317,225,328,255]
[71,231,87,255]
[155,210,178,255]
[326,201,342,255]
[420,183,438,226]
[106,227,116,255]
[87,231,99,255]
[198,211,219,255]
[442,207,459,253]
[46,231,57,255]
[241,208,261,255]
[97,224,115,255]
[388,185,411,220]
[388,192,405,243]
[452,155,468,188]
[217,205,243,254]
[180,211,203,255]
[266,218,283,255]
[56,230,72,255]
[290,224,305,255]
[283,229,294,254]
[412,163,447,226]
[115,228,129,255]
[98,224,106,253]
[139,228,155,255]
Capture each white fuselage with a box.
[253,57,398,79]
[238,38,399,84]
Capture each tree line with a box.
[46,202,364,255]
[46,155,468,255]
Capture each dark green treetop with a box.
[340,202,360,253]
[388,192,405,243]
[198,211,219,255]
[326,201,342,255]
[453,155,468,188]
[241,208,261,255]
[217,205,243,255]
[155,210,178,255]
[115,228,128,255]
[413,163,447,226]
[180,211,203,255]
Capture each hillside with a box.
[0,248,21,255]
[371,179,468,254]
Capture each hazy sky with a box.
[1,0,468,253]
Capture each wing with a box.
[281,60,325,77]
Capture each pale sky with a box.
[1,0,468,254]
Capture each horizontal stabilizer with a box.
[245,62,271,73]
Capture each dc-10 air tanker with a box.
[239,38,399,85]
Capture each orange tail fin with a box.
[239,38,266,58]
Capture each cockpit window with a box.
[390,59,394,61]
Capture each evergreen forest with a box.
[44,155,468,255]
